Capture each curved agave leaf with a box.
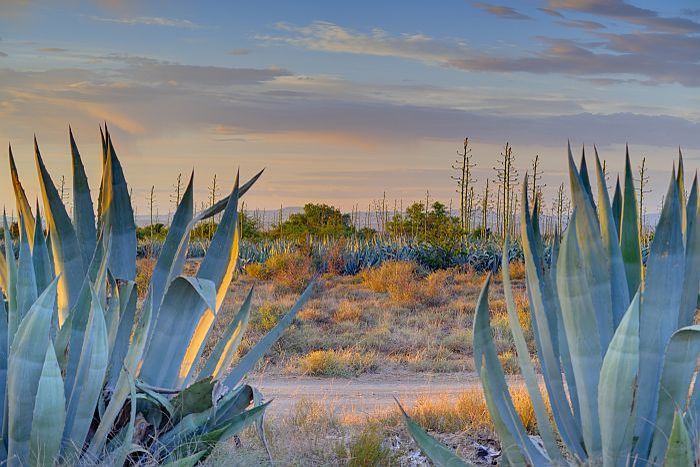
[199,287,253,380]
[8,144,36,240]
[106,281,137,390]
[63,286,109,453]
[32,207,53,301]
[598,292,639,467]
[99,135,136,281]
[567,144,613,352]
[648,325,700,464]
[663,411,693,467]
[634,172,685,458]
[139,277,216,389]
[4,214,18,352]
[0,299,7,435]
[395,398,469,467]
[679,174,699,327]
[677,150,687,237]
[620,146,642,299]
[594,148,630,328]
[16,217,37,326]
[473,275,546,465]
[521,178,584,458]
[29,342,65,467]
[35,139,86,325]
[557,211,603,457]
[87,293,152,457]
[223,280,315,388]
[177,175,241,386]
[501,240,563,462]
[7,278,58,466]
[69,128,97,267]
[612,176,622,235]
[161,451,206,467]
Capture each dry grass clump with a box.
[360,261,454,306]
[299,349,378,377]
[508,261,526,280]
[135,258,156,298]
[409,386,538,434]
[245,251,315,292]
[250,302,285,333]
[341,424,395,467]
[332,300,364,323]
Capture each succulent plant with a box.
[402,145,699,466]
[0,128,313,466]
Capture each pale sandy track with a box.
[245,372,488,416]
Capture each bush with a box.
[253,302,285,332]
[299,349,377,377]
[347,425,394,467]
[245,262,271,280]
[265,251,315,292]
[332,300,363,323]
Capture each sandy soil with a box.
[246,371,485,415]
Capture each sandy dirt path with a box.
[245,372,486,416]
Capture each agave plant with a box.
[401,145,699,466]
[0,128,313,466]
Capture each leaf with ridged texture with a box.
[473,275,547,465]
[106,281,136,391]
[612,176,622,236]
[633,172,685,459]
[501,240,563,463]
[223,280,315,388]
[63,234,109,402]
[29,341,65,467]
[35,139,86,325]
[396,399,469,467]
[0,299,7,439]
[521,178,585,459]
[139,277,216,389]
[178,176,241,386]
[663,410,694,467]
[16,217,37,327]
[679,174,699,327]
[557,212,603,457]
[567,144,613,353]
[86,293,152,457]
[99,135,136,280]
[63,286,109,454]
[199,169,264,221]
[104,280,123,359]
[69,128,97,268]
[598,292,639,467]
[620,146,642,299]
[8,144,35,240]
[0,245,7,295]
[107,370,137,467]
[647,325,699,464]
[200,287,253,380]
[32,206,53,298]
[161,451,206,467]
[146,172,194,347]
[7,278,58,466]
[676,149,687,238]
[594,149,630,328]
[4,214,18,349]
[579,146,595,211]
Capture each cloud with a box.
[682,9,700,17]
[0,51,7,57]
[556,19,605,30]
[260,21,469,64]
[228,48,250,56]
[90,15,202,29]
[37,47,68,53]
[545,0,700,33]
[474,3,531,20]
[539,7,565,18]
[265,21,700,87]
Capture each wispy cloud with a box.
[0,51,7,57]
[264,20,700,87]
[228,48,250,56]
[545,0,700,33]
[37,47,68,53]
[474,3,531,20]
[90,15,202,29]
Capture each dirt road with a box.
[246,372,484,416]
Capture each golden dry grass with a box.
[298,349,379,377]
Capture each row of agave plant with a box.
[401,146,699,465]
[0,128,312,465]
[238,236,524,274]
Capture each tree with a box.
[170,172,183,213]
[277,203,352,238]
[451,138,477,232]
[208,174,219,240]
[636,156,651,235]
[494,142,519,238]
[530,154,545,211]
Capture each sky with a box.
[1,0,699,217]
